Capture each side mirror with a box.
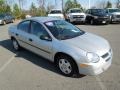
[40,35,52,41]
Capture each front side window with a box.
[18,21,30,32]
[30,21,49,37]
[45,20,85,40]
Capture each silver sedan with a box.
[8,17,113,77]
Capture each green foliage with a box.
[13,4,21,19]
[30,2,37,16]
[0,0,11,13]
[106,1,112,8]
[64,0,83,12]
[35,7,47,16]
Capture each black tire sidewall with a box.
[56,55,77,77]
[12,39,20,51]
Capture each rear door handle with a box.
[15,33,19,36]
[29,38,33,42]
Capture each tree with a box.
[116,0,120,8]
[106,1,112,8]
[13,4,21,19]
[37,0,47,16]
[30,2,37,16]
[46,3,54,13]
[0,0,11,13]
[64,0,83,12]
[95,1,106,9]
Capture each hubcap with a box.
[91,20,93,24]
[13,40,18,50]
[59,59,72,74]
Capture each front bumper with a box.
[112,18,120,22]
[70,18,86,22]
[78,49,113,75]
[93,18,110,24]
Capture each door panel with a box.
[28,21,53,60]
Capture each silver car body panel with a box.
[8,17,113,75]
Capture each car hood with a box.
[48,14,64,17]
[111,12,120,15]
[70,13,85,16]
[62,32,110,56]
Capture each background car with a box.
[48,9,65,19]
[9,17,112,77]
[0,13,15,25]
[85,9,110,25]
[66,8,86,23]
[106,8,120,23]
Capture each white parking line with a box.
[95,76,107,90]
[0,55,15,73]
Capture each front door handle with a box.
[29,38,33,42]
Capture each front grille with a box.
[101,49,112,62]
[102,52,109,58]
[73,15,84,18]
[116,15,120,18]
[99,17,109,20]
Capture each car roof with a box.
[25,17,62,23]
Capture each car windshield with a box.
[109,9,120,13]
[70,9,82,13]
[44,20,85,40]
[50,10,62,14]
[92,9,106,14]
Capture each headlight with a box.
[87,52,100,63]
[94,16,98,19]
[112,15,116,18]
[70,15,73,18]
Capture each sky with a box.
[20,0,117,10]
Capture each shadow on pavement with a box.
[0,39,86,78]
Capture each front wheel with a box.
[90,19,94,25]
[56,55,78,77]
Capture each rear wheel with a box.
[56,55,78,77]
[12,39,20,51]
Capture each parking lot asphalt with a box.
[0,23,120,90]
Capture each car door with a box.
[28,21,53,60]
[86,10,91,22]
[16,20,32,50]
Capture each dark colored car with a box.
[85,9,110,25]
[0,13,15,25]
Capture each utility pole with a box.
[89,0,91,9]
[62,0,63,12]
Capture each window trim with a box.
[30,20,52,40]
[17,20,31,33]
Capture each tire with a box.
[12,19,15,23]
[56,55,78,77]
[12,39,20,51]
[3,21,6,25]
[90,19,94,25]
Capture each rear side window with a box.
[18,21,30,32]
